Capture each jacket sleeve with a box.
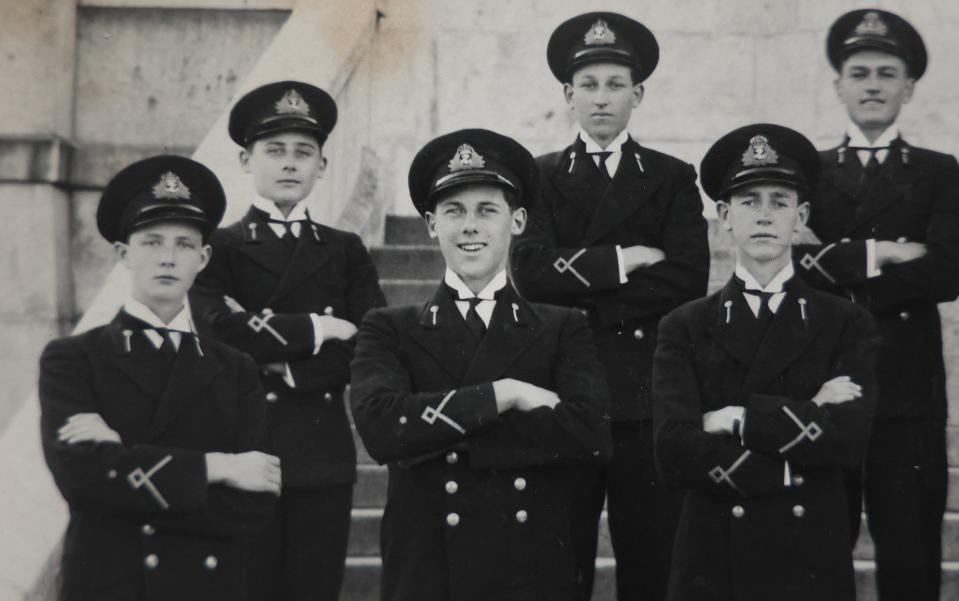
[861,156,959,311]
[349,310,500,465]
[511,194,624,302]
[467,310,613,470]
[742,308,878,467]
[652,311,789,499]
[590,164,710,326]
[190,235,317,363]
[793,239,870,289]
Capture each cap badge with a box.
[584,19,616,46]
[151,172,191,200]
[854,11,888,37]
[448,144,486,172]
[275,89,311,116]
[741,135,779,167]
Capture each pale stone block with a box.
[70,191,115,316]
[754,32,820,134]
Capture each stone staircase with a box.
[341,215,959,600]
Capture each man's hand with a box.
[206,451,282,495]
[58,413,121,444]
[812,376,862,406]
[319,316,359,342]
[621,244,665,274]
[702,406,745,435]
[876,240,927,267]
[492,378,560,414]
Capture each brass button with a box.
[446,451,458,465]
[446,513,460,527]
[399,416,408,425]
[514,477,527,491]
[633,328,644,340]
[323,392,333,401]
[141,524,155,536]
[900,311,910,321]
[324,306,334,315]
[792,474,805,487]
[262,308,274,315]
[265,392,278,403]
[445,481,458,494]
[579,309,589,317]
[107,469,118,480]
[793,505,805,518]
[144,554,159,569]
[731,505,745,518]
[841,237,851,243]
[204,555,218,570]
[515,510,528,523]
[896,237,908,243]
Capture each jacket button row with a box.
[900,311,910,321]
[324,392,333,401]
[793,505,805,518]
[514,477,526,491]
[633,329,644,340]
[792,474,804,487]
[446,451,458,465]
[731,505,745,518]
[515,510,528,523]
[204,555,218,570]
[446,513,460,527]
[141,524,155,536]
[445,481,458,494]
[144,554,159,569]
[265,392,278,403]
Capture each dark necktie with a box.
[269,220,302,253]
[464,297,486,340]
[152,328,179,361]
[849,147,885,197]
[591,151,613,182]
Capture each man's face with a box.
[116,222,211,309]
[835,50,914,132]
[240,131,326,207]
[565,62,642,143]
[425,185,526,291]
[718,183,808,264]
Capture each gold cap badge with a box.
[275,89,311,116]
[584,19,616,46]
[151,172,191,200]
[448,144,486,172]
[741,135,779,167]
[854,11,888,37]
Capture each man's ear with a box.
[316,155,328,179]
[114,240,130,265]
[424,212,438,239]
[632,83,644,108]
[902,78,916,105]
[716,201,732,231]
[796,201,810,229]
[196,244,213,273]
[239,148,253,174]
[510,207,528,236]
[563,82,574,105]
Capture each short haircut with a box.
[124,220,210,245]
[428,184,520,214]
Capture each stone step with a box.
[339,556,959,601]
[370,245,444,281]
[383,215,433,246]
[347,499,959,561]
[380,278,437,306]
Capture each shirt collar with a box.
[124,297,196,333]
[846,121,900,149]
[734,261,794,293]
[578,127,630,154]
[444,269,508,300]
[252,196,311,222]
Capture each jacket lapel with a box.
[583,139,663,245]
[267,221,334,305]
[147,335,223,439]
[742,280,823,394]
[845,141,914,233]
[105,312,168,402]
[705,280,758,369]
[462,287,546,385]
[236,207,291,278]
[548,137,603,220]
[408,286,476,382]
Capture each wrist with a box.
[492,380,515,413]
[205,452,230,484]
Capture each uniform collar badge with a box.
[741,135,779,167]
[275,88,311,116]
[151,171,191,200]
[854,11,888,37]
[584,19,616,46]
[448,144,486,172]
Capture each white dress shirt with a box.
[734,262,794,317]
[123,298,196,350]
[252,196,312,238]
[444,269,507,327]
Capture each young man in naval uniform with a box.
[39,155,280,601]
[190,81,386,601]
[350,129,613,601]
[653,124,878,601]
[791,10,959,600]
[510,12,710,601]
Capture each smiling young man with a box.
[189,81,385,601]
[350,129,612,601]
[39,156,279,601]
[653,124,878,601]
[790,11,959,600]
[510,12,709,601]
